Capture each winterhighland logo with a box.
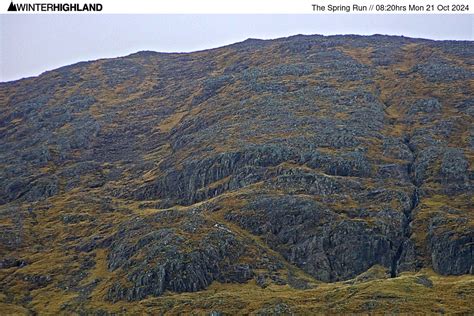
[7,0,103,12]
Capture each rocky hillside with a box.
[0,34,473,314]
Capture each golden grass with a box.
[60,269,473,315]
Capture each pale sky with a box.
[1,14,473,82]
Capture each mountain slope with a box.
[0,34,473,314]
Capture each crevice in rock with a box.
[391,136,419,278]
[390,241,404,278]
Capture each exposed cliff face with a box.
[0,34,473,313]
